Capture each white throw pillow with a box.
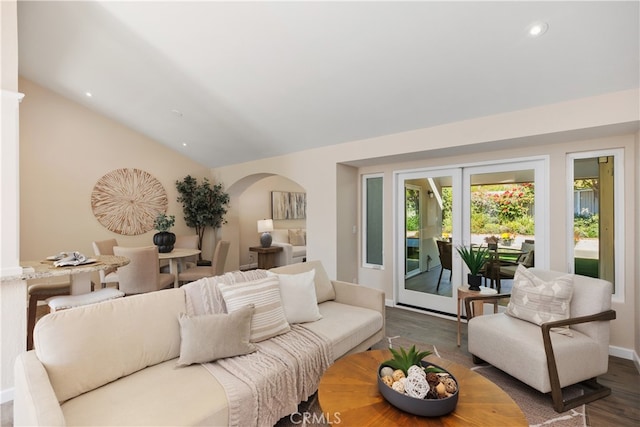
[267,269,322,324]
[177,305,256,366]
[218,276,290,342]
[507,265,574,335]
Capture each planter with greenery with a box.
[456,245,489,291]
[176,175,230,265]
[153,213,176,253]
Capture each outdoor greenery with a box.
[175,175,230,255]
[405,188,420,231]
[441,183,535,236]
[574,213,599,239]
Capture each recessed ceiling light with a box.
[181,142,187,147]
[528,21,549,37]
[84,91,93,98]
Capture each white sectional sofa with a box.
[14,261,384,426]
[270,228,306,266]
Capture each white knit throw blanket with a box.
[183,272,334,427]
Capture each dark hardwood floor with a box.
[384,306,640,427]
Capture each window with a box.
[568,149,624,300]
[363,174,383,268]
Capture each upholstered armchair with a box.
[465,268,616,412]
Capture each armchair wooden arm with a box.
[541,309,617,412]
[464,293,510,320]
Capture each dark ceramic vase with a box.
[153,231,176,253]
[467,274,482,291]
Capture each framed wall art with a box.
[271,191,306,220]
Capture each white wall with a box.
[18,78,212,265]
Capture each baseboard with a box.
[1,387,13,404]
[609,344,635,361]
[385,298,394,307]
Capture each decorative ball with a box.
[381,375,394,387]
[404,374,430,399]
[426,372,439,385]
[442,377,458,394]
[408,365,426,378]
[380,367,394,378]
[392,369,406,382]
[392,381,405,393]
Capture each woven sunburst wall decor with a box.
[91,168,168,235]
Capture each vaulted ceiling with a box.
[17,1,640,168]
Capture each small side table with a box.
[249,246,283,269]
[457,285,498,347]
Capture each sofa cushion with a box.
[507,265,574,335]
[267,269,322,324]
[302,301,384,359]
[177,305,257,366]
[271,229,290,244]
[270,260,336,303]
[218,276,290,342]
[34,288,185,403]
[288,229,306,245]
[60,359,228,426]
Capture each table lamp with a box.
[257,219,274,248]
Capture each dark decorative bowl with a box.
[377,361,459,417]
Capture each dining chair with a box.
[178,240,230,285]
[485,242,535,292]
[92,238,119,288]
[112,246,175,295]
[436,240,452,291]
[160,234,199,273]
[26,278,70,350]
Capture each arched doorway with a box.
[223,173,306,271]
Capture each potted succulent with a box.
[153,213,176,253]
[456,245,489,291]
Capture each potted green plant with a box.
[153,213,176,253]
[176,176,230,265]
[456,245,488,291]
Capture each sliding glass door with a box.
[396,158,547,315]
[396,168,461,314]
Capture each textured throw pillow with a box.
[177,304,256,366]
[507,265,574,335]
[218,277,291,342]
[288,229,306,246]
[267,269,322,324]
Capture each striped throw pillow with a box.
[218,276,290,342]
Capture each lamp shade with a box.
[257,219,274,233]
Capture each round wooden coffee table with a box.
[318,349,527,426]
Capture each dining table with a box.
[16,255,130,295]
[158,248,201,288]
